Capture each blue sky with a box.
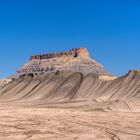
[0,0,140,78]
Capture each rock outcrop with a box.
[16,48,109,77]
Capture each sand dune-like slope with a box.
[0,79,11,88]
[0,70,140,112]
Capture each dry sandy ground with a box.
[0,106,139,140]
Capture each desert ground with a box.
[0,105,139,140]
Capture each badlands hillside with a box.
[0,48,139,112]
[0,48,140,140]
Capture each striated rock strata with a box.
[16,48,109,78]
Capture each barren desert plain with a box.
[0,105,140,140]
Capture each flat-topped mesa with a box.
[30,48,90,61]
[15,48,109,78]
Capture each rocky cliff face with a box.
[16,48,109,77]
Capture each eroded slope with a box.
[0,70,140,112]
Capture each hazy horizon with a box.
[0,0,140,79]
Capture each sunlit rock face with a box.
[16,48,109,77]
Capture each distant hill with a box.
[15,48,110,78]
